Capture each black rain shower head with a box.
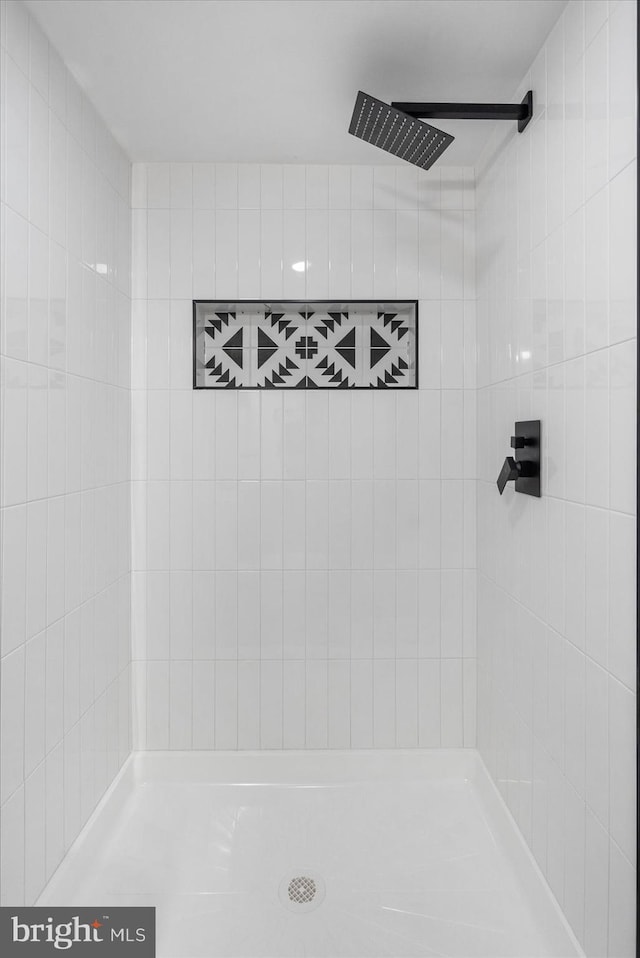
[348,90,534,171]
[348,91,454,171]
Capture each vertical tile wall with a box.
[131,162,477,750]
[475,1,636,955]
[0,0,132,906]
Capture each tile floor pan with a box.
[37,750,584,958]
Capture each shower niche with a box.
[193,300,418,389]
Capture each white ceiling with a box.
[26,0,567,166]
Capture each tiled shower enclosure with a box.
[0,0,637,956]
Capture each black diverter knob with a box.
[497,456,519,495]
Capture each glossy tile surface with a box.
[131,162,477,753]
[0,0,132,907]
[475,2,637,956]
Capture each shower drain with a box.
[278,870,326,913]
[288,876,316,903]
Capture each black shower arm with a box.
[390,91,533,132]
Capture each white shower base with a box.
[38,750,582,958]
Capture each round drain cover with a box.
[278,870,326,913]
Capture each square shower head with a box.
[348,91,454,170]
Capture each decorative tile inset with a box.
[193,302,418,389]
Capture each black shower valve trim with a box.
[496,420,541,498]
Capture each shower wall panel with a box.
[131,163,477,750]
[475,2,637,955]
[0,0,132,906]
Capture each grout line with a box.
[476,566,636,698]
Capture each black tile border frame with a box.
[192,300,419,390]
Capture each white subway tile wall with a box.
[0,0,132,906]
[475,2,636,955]
[0,0,636,952]
[131,161,478,753]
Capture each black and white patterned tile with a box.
[194,303,417,388]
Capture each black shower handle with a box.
[496,456,519,495]
[497,453,538,494]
